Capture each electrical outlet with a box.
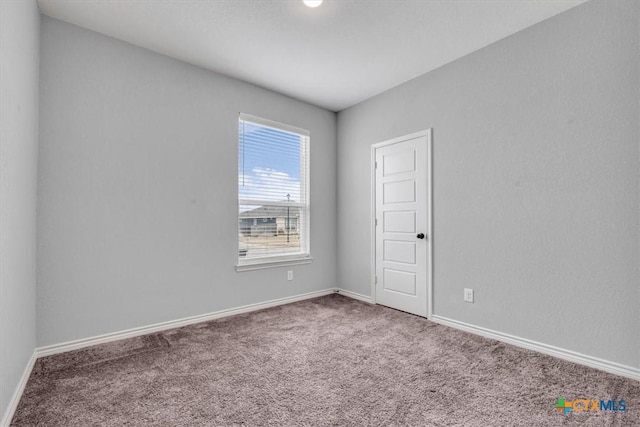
[287,270,293,281]
[464,288,474,303]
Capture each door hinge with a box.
[375,275,378,284]
[375,161,378,169]
[375,218,378,226]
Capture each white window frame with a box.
[236,113,312,271]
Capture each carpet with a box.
[11,294,640,426]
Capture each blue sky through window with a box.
[238,121,303,204]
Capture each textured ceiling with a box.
[37,0,586,111]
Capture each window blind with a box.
[238,114,310,263]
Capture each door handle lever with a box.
[417,233,425,239]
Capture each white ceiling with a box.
[37,0,586,112]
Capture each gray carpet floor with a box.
[11,294,640,426]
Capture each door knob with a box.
[417,233,425,239]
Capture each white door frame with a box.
[370,129,433,318]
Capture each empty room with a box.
[1,0,639,425]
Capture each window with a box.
[237,113,310,269]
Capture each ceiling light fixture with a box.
[303,0,323,8]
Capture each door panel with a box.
[383,211,416,233]
[384,240,416,264]
[383,180,415,204]
[383,269,416,295]
[375,133,430,317]
[383,149,416,175]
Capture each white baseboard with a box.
[431,315,640,382]
[37,288,336,358]
[1,351,36,427]
[335,288,373,304]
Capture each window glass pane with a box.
[239,122,304,203]
[239,205,305,259]
[238,116,309,263]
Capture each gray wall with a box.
[38,17,337,346]
[337,0,639,369]
[0,0,40,418]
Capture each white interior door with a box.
[374,131,431,317]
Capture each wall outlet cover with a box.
[464,288,474,303]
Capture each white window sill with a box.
[235,256,313,272]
